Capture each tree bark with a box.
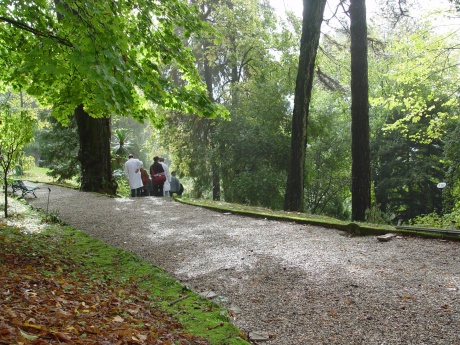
[3,172,9,218]
[203,40,221,201]
[350,0,371,221]
[74,105,117,195]
[53,1,115,195]
[284,0,327,212]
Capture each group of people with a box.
[124,154,183,197]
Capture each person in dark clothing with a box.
[169,171,184,197]
[149,156,165,196]
[140,167,150,196]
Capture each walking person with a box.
[149,156,165,197]
[159,157,171,197]
[124,154,143,197]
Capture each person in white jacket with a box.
[159,157,171,196]
[124,154,144,197]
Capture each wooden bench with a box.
[12,180,39,198]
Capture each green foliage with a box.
[156,0,291,207]
[442,124,460,213]
[41,210,62,224]
[0,95,37,216]
[110,116,154,196]
[112,128,130,166]
[304,91,351,220]
[111,115,152,170]
[372,123,446,220]
[111,128,131,173]
[217,79,291,209]
[37,115,80,182]
[410,210,460,229]
[370,21,460,143]
[14,156,35,176]
[160,78,291,208]
[365,204,394,225]
[0,0,228,125]
[1,0,231,196]
[113,171,130,197]
[21,156,35,172]
[367,18,460,221]
[450,0,460,11]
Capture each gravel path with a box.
[27,184,460,345]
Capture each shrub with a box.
[410,210,460,229]
[22,156,35,172]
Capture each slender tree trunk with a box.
[3,174,9,218]
[284,0,327,212]
[203,41,221,201]
[212,167,220,200]
[350,0,371,221]
[74,105,117,195]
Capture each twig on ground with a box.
[168,295,191,306]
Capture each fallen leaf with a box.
[24,322,42,330]
[19,329,38,340]
[53,331,72,342]
[113,315,124,323]
[127,308,139,315]
[0,329,12,335]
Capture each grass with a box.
[3,166,459,343]
[3,167,249,343]
[177,197,395,233]
[177,197,460,241]
[11,167,459,238]
[0,197,249,344]
[11,166,79,189]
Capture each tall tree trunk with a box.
[350,0,370,221]
[212,166,220,200]
[74,105,117,195]
[203,41,221,201]
[284,0,327,212]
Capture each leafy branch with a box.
[0,16,73,47]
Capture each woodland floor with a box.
[0,240,211,345]
[0,197,215,345]
[6,183,460,344]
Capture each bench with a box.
[12,180,39,198]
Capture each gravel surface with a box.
[26,184,460,345]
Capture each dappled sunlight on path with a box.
[24,184,460,345]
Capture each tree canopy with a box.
[2,0,460,226]
[0,0,227,124]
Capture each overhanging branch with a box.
[0,16,73,47]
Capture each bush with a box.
[410,210,460,229]
[113,169,130,197]
[22,156,35,172]
[365,203,393,225]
